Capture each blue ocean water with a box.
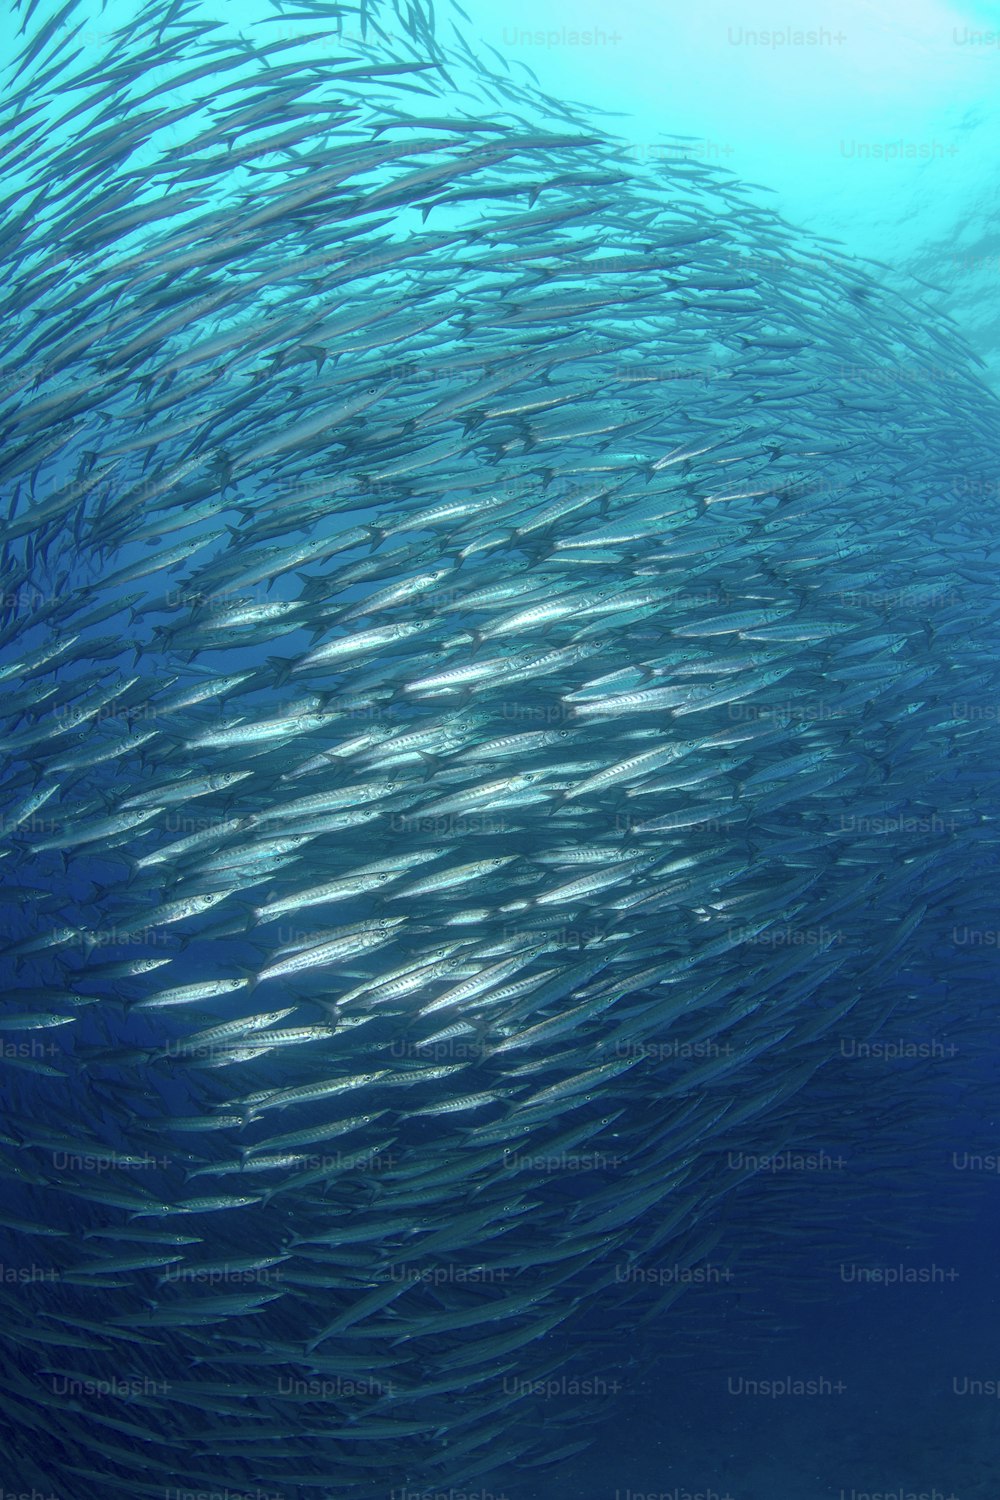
[1,2,1000,1498]
[485,9,1000,1496]
[470,0,1000,383]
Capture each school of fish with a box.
[2,0,1000,1494]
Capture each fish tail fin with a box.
[214,450,234,490]
[112,852,142,887]
[267,656,294,687]
[416,751,440,779]
[309,998,340,1023]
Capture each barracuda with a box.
[1,0,999,1491]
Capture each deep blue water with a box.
[2,2,1000,1498]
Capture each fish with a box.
[0,0,999,1495]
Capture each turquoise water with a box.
[0,3,999,1498]
[463,0,1000,388]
